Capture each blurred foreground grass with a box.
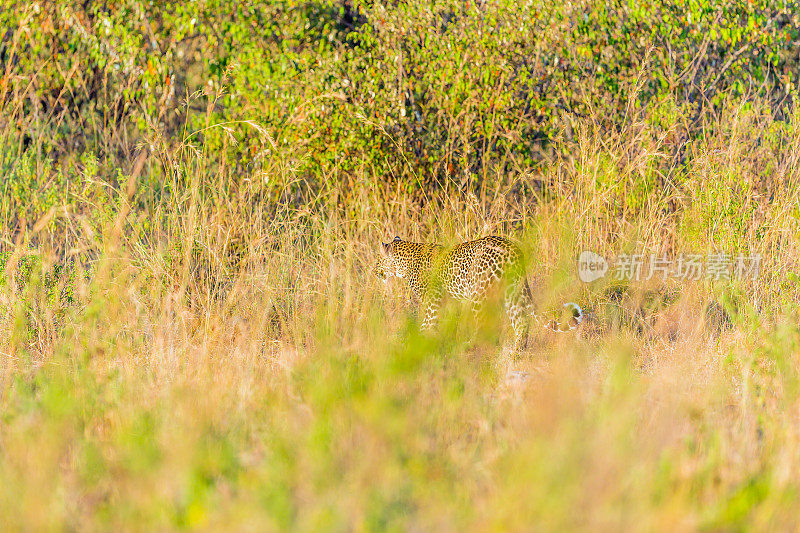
[1,147,799,529]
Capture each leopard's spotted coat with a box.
[375,235,582,351]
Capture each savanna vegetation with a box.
[2,0,800,529]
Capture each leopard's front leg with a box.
[420,289,442,331]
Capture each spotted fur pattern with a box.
[375,235,583,350]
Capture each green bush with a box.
[2,0,798,199]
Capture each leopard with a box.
[374,235,583,351]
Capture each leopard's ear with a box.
[380,241,390,256]
[393,236,401,241]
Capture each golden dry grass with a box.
[1,96,800,531]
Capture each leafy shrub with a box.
[2,0,798,198]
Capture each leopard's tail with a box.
[532,302,583,332]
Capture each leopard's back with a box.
[439,236,525,301]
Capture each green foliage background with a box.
[3,0,799,202]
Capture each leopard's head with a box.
[374,236,404,281]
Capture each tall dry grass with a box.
[1,79,800,530]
